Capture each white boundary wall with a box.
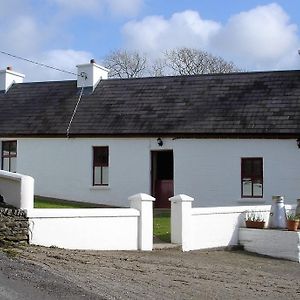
[239,228,300,262]
[0,170,34,209]
[27,193,155,251]
[170,194,295,251]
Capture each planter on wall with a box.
[287,220,299,231]
[245,220,265,229]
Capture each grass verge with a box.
[153,212,171,243]
[34,196,100,208]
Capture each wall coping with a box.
[0,170,29,181]
[26,208,140,218]
[192,204,295,216]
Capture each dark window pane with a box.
[252,159,262,177]
[94,147,108,166]
[242,159,252,178]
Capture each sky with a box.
[0,0,300,81]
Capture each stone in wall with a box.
[0,203,29,246]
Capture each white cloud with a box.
[1,16,42,54]
[123,10,220,56]
[212,3,300,70]
[122,4,300,70]
[0,2,94,82]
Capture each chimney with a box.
[76,59,109,90]
[0,67,25,92]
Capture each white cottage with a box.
[1,61,300,208]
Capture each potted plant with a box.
[286,213,299,231]
[245,211,266,229]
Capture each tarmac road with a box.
[0,271,51,300]
[0,251,102,300]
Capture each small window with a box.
[93,146,109,186]
[241,158,263,198]
[1,141,17,173]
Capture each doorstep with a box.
[153,242,181,250]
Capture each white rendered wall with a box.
[16,138,156,207]
[2,137,300,207]
[239,228,300,262]
[174,139,300,206]
[28,208,139,250]
[27,193,154,251]
[170,194,295,251]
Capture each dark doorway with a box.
[151,150,174,208]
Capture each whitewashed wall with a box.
[174,139,300,206]
[1,137,300,207]
[170,194,295,251]
[27,193,155,251]
[14,137,173,207]
[28,208,140,250]
[0,170,34,209]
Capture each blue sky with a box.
[0,0,299,81]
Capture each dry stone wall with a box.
[0,203,29,246]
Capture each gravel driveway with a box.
[1,245,300,299]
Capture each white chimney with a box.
[0,67,25,92]
[76,59,109,90]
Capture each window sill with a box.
[89,186,110,190]
[237,198,266,204]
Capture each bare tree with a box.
[103,50,147,78]
[164,48,240,75]
[103,48,241,78]
[149,57,167,77]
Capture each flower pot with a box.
[287,220,299,231]
[245,220,265,229]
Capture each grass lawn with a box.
[153,211,171,243]
[34,196,101,208]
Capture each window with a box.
[1,141,17,172]
[93,146,109,186]
[241,158,263,198]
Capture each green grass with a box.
[34,196,100,208]
[153,212,171,243]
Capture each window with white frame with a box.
[241,157,263,198]
[93,146,109,186]
[1,141,17,172]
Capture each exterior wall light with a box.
[157,138,163,147]
[297,138,300,148]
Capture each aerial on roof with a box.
[1,70,300,137]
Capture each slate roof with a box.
[1,70,300,137]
